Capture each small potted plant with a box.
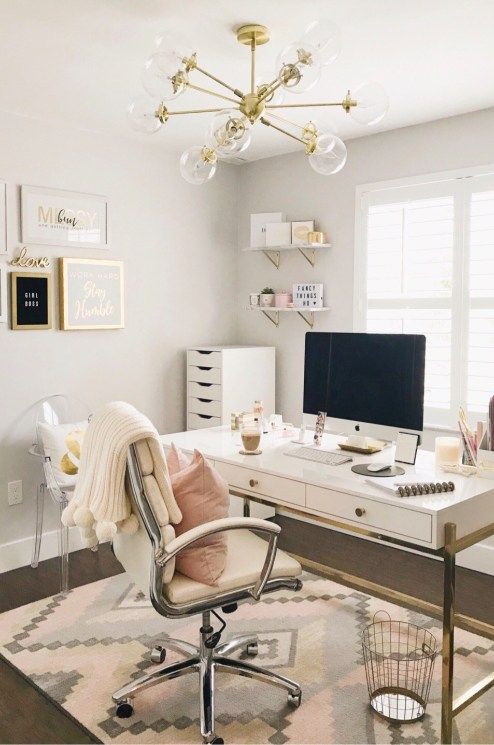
[260,287,275,307]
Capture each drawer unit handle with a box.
[198,398,213,403]
[355,507,366,517]
[198,366,212,371]
[249,479,259,487]
[198,382,212,387]
[198,414,213,420]
[198,351,213,354]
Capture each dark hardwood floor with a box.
[1,519,493,744]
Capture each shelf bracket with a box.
[297,310,315,328]
[261,310,279,327]
[262,250,281,269]
[297,246,316,267]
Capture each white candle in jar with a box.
[435,436,461,465]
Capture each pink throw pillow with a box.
[167,442,190,475]
[167,446,229,585]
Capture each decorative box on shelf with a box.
[293,283,324,308]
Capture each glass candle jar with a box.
[435,436,461,466]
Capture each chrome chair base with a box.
[112,612,301,744]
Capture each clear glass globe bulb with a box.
[302,19,341,66]
[350,82,389,125]
[154,31,192,62]
[276,42,321,93]
[180,146,217,185]
[206,110,251,157]
[256,71,285,105]
[142,53,188,100]
[127,96,162,134]
[309,132,347,175]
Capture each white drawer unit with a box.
[187,366,222,385]
[215,461,305,508]
[187,381,222,400]
[187,412,222,430]
[306,484,433,544]
[186,346,275,430]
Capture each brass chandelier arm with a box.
[187,83,240,106]
[165,107,233,116]
[267,100,358,109]
[194,64,244,99]
[257,78,284,105]
[259,116,307,146]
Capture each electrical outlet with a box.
[8,480,23,506]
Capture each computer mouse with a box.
[367,463,391,473]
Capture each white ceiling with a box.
[1,0,493,161]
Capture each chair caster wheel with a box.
[246,642,258,657]
[116,700,134,718]
[151,646,166,664]
[287,690,302,708]
[204,737,224,744]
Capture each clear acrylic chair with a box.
[29,394,92,593]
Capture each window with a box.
[355,168,494,428]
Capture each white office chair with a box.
[112,443,303,744]
[29,394,92,593]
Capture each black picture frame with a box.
[11,272,52,330]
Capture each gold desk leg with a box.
[441,522,456,744]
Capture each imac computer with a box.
[303,332,426,442]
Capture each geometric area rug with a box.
[1,572,493,744]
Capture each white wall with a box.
[0,111,238,568]
[236,107,494,434]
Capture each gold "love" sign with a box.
[10,246,50,269]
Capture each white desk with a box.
[161,426,494,743]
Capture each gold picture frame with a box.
[11,271,52,330]
[59,257,124,330]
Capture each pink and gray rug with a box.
[1,571,493,744]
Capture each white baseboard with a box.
[0,526,85,573]
[276,508,494,577]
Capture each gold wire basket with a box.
[361,611,438,722]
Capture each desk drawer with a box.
[306,485,432,543]
[188,350,222,368]
[187,412,222,430]
[188,397,222,417]
[187,366,222,385]
[215,461,305,507]
[188,381,222,401]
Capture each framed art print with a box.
[11,272,52,330]
[0,181,6,254]
[21,186,108,249]
[0,264,7,322]
[291,220,314,245]
[59,257,124,330]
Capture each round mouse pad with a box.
[352,464,405,477]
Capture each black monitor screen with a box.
[303,332,426,431]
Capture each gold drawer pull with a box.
[249,479,259,488]
[355,507,366,517]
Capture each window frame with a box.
[354,164,494,429]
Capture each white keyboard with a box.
[287,446,352,466]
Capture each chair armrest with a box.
[157,516,281,601]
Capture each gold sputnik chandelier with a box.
[128,20,389,184]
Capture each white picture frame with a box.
[21,185,108,249]
[59,257,124,330]
[250,212,285,248]
[0,181,6,254]
[291,220,314,246]
[0,264,7,323]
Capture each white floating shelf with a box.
[243,243,331,268]
[247,305,330,328]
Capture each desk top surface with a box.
[161,427,494,517]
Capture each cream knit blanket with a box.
[61,401,182,547]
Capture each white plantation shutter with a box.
[357,171,494,428]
